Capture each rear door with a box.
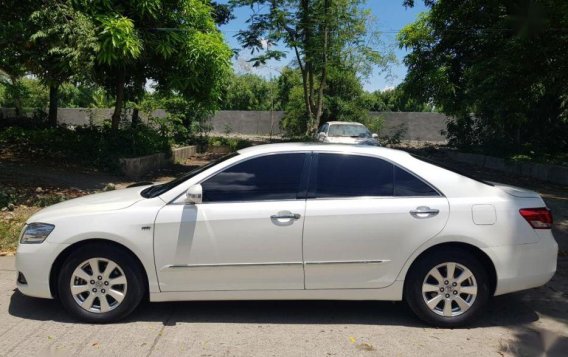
[303,153,449,289]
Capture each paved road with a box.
[0,256,567,356]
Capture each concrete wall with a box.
[1,108,448,142]
[0,107,165,126]
[209,111,448,141]
[210,110,284,136]
[370,112,448,142]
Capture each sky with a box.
[217,0,428,92]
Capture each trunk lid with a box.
[492,182,541,198]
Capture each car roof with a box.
[326,121,364,126]
[237,142,410,159]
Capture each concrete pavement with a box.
[1,255,567,356]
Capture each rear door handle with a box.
[271,212,301,220]
[410,206,440,219]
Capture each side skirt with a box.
[150,281,404,302]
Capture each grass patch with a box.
[0,206,40,254]
[0,185,90,254]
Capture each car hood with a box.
[27,186,150,223]
[326,136,378,145]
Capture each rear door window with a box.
[313,154,394,197]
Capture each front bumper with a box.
[484,230,558,296]
[16,242,69,299]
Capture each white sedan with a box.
[16,143,557,327]
[316,121,380,146]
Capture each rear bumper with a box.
[484,230,558,296]
[15,242,69,299]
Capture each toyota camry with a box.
[16,143,558,326]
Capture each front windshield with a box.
[141,152,239,198]
[328,124,370,138]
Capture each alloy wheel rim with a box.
[70,258,127,314]
[421,262,477,317]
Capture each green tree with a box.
[27,2,97,125]
[0,77,48,110]
[75,0,233,129]
[232,0,389,134]
[365,85,435,112]
[220,73,280,110]
[0,0,36,116]
[400,1,568,154]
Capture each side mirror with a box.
[185,184,203,204]
[372,133,379,139]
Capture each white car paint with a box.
[16,143,557,308]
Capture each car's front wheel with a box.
[405,248,490,327]
[57,244,144,323]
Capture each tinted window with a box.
[394,166,439,196]
[202,153,306,202]
[141,153,239,198]
[314,154,394,197]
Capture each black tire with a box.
[57,243,145,323]
[404,248,490,328]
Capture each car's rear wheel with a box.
[405,248,490,327]
[57,244,144,323]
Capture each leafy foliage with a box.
[220,73,281,110]
[69,0,233,129]
[364,85,436,112]
[0,125,170,171]
[232,0,391,134]
[400,1,568,155]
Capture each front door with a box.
[154,152,309,291]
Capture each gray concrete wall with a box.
[370,112,448,142]
[209,111,448,141]
[1,108,448,142]
[210,110,284,136]
[0,107,165,126]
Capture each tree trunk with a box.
[306,0,330,136]
[111,71,125,130]
[48,84,59,127]
[131,108,140,127]
[9,75,23,117]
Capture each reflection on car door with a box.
[303,153,449,289]
[154,153,310,291]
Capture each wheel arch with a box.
[401,242,497,297]
[49,239,150,300]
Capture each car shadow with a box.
[8,289,544,329]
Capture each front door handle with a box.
[271,212,301,220]
[410,206,440,219]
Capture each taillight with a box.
[519,208,553,229]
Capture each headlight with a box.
[20,223,55,244]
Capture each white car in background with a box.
[316,121,380,146]
[16,143,557,326]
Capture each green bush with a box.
[207,136,251,151]
[0,124,170,171]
